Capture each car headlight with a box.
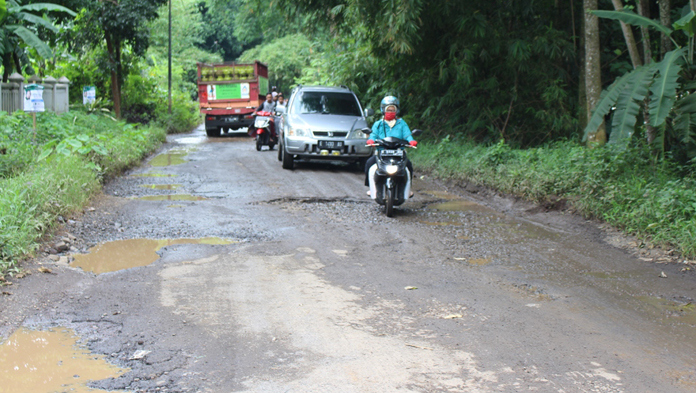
[386,165,399,174]
[349,129,369,139]
[287,128,309,137]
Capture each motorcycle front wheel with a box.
[385,187,394,217]
[256,136,262,151]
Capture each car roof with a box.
[294,85,353,93]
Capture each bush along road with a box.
[0,126,694,392]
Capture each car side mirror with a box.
[411,129,423,137]
[364,108,374,117]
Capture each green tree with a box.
[0,0,75,81]
[275,0,580,145]
[237,33,312,93]
[67,0,167,118]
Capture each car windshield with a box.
[292,92,362,116]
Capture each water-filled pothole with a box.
[426,199,498,214]
[139,184,182,190]
[72,237,238,274]
[148,147,196,167]
[135,194,208,201]
[130,172,177,178]
[0,327,128,393]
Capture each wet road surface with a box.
[1,126,695,392]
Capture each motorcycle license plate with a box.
[254,117,270,127]
[381,149,403,157]
[318,140,344,149]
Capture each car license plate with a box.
[318,140,344,149]
[381,149,403,157]
[224,116,237,122]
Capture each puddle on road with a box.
[72,237,238,274]
[130,172,177,178]
[637,296,696,326]
[177,135,207,144]
[135,194,208,201]
[0,327,127,393]
[419,190,462,200]
[139,184,182,190]
[148,147,196,167]
[426,199,499,215]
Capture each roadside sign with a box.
[23,84,45,112]
[83,86,96,105]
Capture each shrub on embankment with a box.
[410,137,696,259]
[0,110,167,275]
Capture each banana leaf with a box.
[7,25,53,58]
[582,72,632,142]
[10,3,76,17]
[673,11,696,38]
[0,0,7,23]
[649,48,686,127]
[609,65,655,147]
[673,94,696,145]
[591,10,672,36]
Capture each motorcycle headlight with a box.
[288,128,309,137]
[386,165,399,174]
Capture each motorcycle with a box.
[252,111,277,151]
[366,129,422,217]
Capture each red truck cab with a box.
[197,61,269,137]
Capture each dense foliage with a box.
[411,137,696,259]
[0,110,166,273]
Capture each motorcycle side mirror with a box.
[411,129,423,137]
[364,108,374,117]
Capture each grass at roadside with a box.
[0,111,167,275]
[410,137,696,259]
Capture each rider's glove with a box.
[409,140,418,147]
[367,139,375,146]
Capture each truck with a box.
[197,60,269,137]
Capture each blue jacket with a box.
[370,118,414,143]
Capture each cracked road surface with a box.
[1,126,696,392]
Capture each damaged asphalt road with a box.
[1,126,695,393]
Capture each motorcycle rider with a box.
[249,92,277,137]
[365,96,417,195]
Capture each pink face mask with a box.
[384,112,396,121]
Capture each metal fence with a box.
[0,73,70,114]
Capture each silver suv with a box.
[276,85,374,170]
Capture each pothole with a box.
[0,327,128,393]
[72,237,239,274]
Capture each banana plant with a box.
[0,0,76,78]
[584,9,696,159]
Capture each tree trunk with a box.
[637,0,656,144]
[659,0,672,59]
[611,0,642,69]
[105,31,122,119]
[584,0,605,145]
[636,0,652,64]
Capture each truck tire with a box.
[206,128,221,137]
[281,146,294,170]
